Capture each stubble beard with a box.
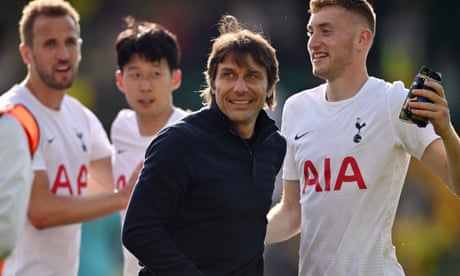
[39,67,76,90]
[312,53,351,82]
[34,57,78,90]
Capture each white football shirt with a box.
[282,77,438,275]
[0,84,112,276]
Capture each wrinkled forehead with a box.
[32,15,79,39]
[219,52,264,72]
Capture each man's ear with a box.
[19,43,31,65]
[171,69,182,92]
[115,70,126,94]
[267,86,274,99]
[356,28,373,51]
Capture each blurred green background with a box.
[1,0,459,275]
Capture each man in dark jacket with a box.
[122,14,286,276]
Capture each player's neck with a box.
[23,77,65,110]
[136,107,174,137]
[325,70,369,102]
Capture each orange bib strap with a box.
[0,104,39,157]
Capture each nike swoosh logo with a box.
[117,149,126,154]
[294,131,311,140]
[47,137,55,143]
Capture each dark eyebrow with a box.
[43,38,57,45]
[124,66,139,71]
[66,36,78,43]
[247,68,264,76]
[308,22,333,30]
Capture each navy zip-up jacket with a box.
[122,102,286,276]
